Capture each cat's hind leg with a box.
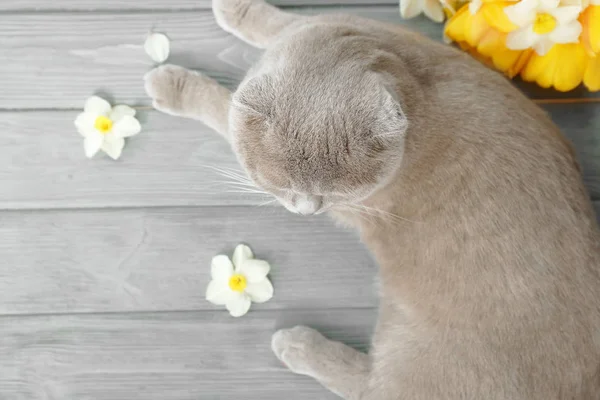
[212,0,305,48]
[272,326,370,400]
[144,64,232,141]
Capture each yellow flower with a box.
[444,0,600,92]
[445,1,531,78]
[521,42,588,91]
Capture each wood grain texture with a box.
[0,206,377,315]
[0,0,398,11]
[0,309,375,400]
[2,105,599,210]
[544,104,600,198]
[0,7,438,109]
[2,7,596,110]
[2,111,244,209]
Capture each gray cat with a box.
[144,1,600,398]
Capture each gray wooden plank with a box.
[0,309,375,400]
[2,7,441,110]
[2,111,246,209]
[2,105,599,210]
[544,104,600,199]
[2,8,595,109]
[0,206,377,315]
[0,0,398,11]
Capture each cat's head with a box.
[229,67,408,215]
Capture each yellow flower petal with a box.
[464,10,491,46]
[581,5,600,56]
[584,54,600,91]
[445,5,470,43]
[481,2,518,33]
[475,28,530,77]
[522,43,587,91]
[553,44,587,92]
[507,49,534,78]
[522,46,559,88]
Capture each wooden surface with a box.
[1,1,599,399]
[0,0,398,10]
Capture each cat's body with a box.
[144,1,600,398]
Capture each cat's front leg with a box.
[272,326,370,400]
[212,0,304,48]
[144,64,231,140]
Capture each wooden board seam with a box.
[0,306,379,319]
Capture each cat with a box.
[144,0,600,398]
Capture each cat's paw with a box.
[144,64,195,117]
[272,326,328,376]
[212,0,259,33]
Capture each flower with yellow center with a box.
[74,96,141,160]
[206,244,274,317]
[504,0,583,55]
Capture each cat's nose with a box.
[295,195,322,215]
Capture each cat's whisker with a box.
[256,199,277,207]
[225,188,271,195]
[337,204,381,228]
[201,165,255,185]
[337,203,414,227]
[356,204,417,224]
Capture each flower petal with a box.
[533,37,555,56]
[464,10,489,46]
[506,27,538,51]
[211,255,234,281]
[539,0,560,9]
[553,43,587,92]
[521,45,558,88]
[238,259,270,283]
[109,105,136,122]
[112,116,141,138]
[504,1,536,27]
[444,5,470,43]
[144,33,170,63]
[101,134,125,160]
[584,54,600,91]
[481,2,518,33]
[400,0,423,19]
[548,21,582,44]
[206,280,234,305]
[74,112,97,137]
[226,292,252,317]
[245,279,274,303]
[549,6,582,24]
[581,5,600,55]
[423,0,445,22]
[232,244,253,270]
[469,0,482,14]
[84,96,112,116]
[84,134,103,158]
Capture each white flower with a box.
[74,96,141,160]
[144,33,170,63]
[400,0,445,22]
[504,0,583,56]
[205,244,274,317]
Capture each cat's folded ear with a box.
[372,82,409,143]
[231,75,275,118]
